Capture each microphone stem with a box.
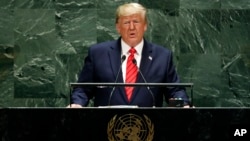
[108,55,126,105]
[133,59,156,107]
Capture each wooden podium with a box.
[1,108,250,141]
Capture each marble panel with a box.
[178,54,221,107]
[145,9,180,54]
[97,0,138,9]
[180,0,221,9]
[222,0,250,9]
[55,8,97,54]
[0,0,54,9]
[140,0,180,10]
[178,9,221,54]
[97,8,119,42]
[55,0,96,9]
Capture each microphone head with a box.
[121,55,126,62]
[132,58,137,65]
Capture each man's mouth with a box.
[129,33,136,37]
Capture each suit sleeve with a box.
[71,47,94,106]
[165,51,190,105]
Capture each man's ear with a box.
[116,24,120,34]
[144,23,147,32]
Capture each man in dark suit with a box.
[69,3,190,108]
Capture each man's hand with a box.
[183,105,195,108]
[183,105,190,108]
[66,104,83,108]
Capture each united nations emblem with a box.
[107,114,154,141]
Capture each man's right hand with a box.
[66,104,83,108]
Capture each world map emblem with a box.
[107,114,154,141]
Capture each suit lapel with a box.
[130,40,153,102]
[108,40,122,81]
[138,40,153,81]
[108,38,128,103]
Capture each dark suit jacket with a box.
[71,38,190,107]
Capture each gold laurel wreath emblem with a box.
[107,115,117,141]
[144,115,154,141]
[107,114,154,141]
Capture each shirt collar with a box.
[121,39,144,56]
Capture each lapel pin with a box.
[148,56,152,60]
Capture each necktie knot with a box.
[129,47,136,55]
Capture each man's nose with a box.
[129,22,135,30]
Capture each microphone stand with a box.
[132,59,156,107]
[108,55,126,105]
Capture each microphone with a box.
[108,55,126,105]
[132,59,156,107]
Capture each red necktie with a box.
[125,47,138,101]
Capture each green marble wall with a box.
[0,0,249,107]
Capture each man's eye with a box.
[124,21,130,24]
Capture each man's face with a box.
[116,13,147,47]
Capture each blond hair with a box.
[115,3,147,23]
